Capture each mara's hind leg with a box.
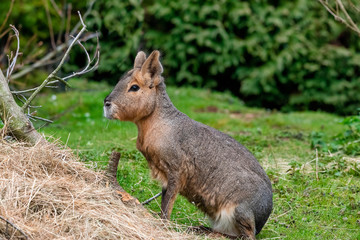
[233,205,256,240]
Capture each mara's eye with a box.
[129,84,140,92]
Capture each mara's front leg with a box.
[160,177,180,219]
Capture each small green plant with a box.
[335,114,360,155]
[310,131,328,151]
[311,113,360,156]
[287,160,303,177]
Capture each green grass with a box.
[34,80,360,239]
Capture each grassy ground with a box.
[34,80,360,239]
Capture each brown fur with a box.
[104,51,273,239]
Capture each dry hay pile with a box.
[0,141,198,239]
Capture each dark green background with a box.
[1,0,359,115]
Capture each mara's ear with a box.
[134,51,146,69]
[141,50,163,79]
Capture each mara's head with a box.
[104,50,163,122]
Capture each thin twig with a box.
[11,43,67,80]
[336,0,360,33]
[348,0,360,12]
[15,94,26,104]
[6,25,20,82]
[9,1,97,80]
[43,0,56,50]
[316,148,319,181]
[69,0,95,36]
[141,192,162,205]
[65,3,72,43]
[11,33,98,80]
[318,0,360,36]
[0,0,15,34]
[0,27,11,39]
[77,38,91,64]
[273,209,292,220]
[12,84,57,95]
[52,75,71,87]
[50,0,63,17]
[28,115,53,123]
[56,3,66,44]
[21,11,88,111]
[62,34,100,81]
[0,31,12,62]
[262,237,283,240]
[22,34,39,63]
[0,215,29,239]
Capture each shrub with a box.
[143,0,360,115]
[3,1,360,115]
[87,0,144,84]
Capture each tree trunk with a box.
[0,69,44,145]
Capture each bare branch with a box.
[21,11,97,111]
[318,0,360,36]
[315,149,319,181]
[69,0,95,36]
[50,0,63,17]
[15,94,41,112]
[0,215,29,240]
[76,38,91,63]
[56,3,66,44]
[65,3,72,43]
[11,33,98,80]
[10,1,97,80]
[43,0,56,50]
[15,93,27,104]
[53,75,71,87]
[10,43,65,80]
[22,34,40,63]
[0,0,15,34]
[348,0,360,12]
[6,25,20,82]
[0,27,11,39]
[0,31,12,63]
[62,33,100,81]
[336,0,360,33]
[28,114,53,123]
[12,84,58,95]
[141,192,161,205]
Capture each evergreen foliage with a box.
[2,0,360,115]
[88,0,360,115]
[87,0,144,83]
[143,0,360,115]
